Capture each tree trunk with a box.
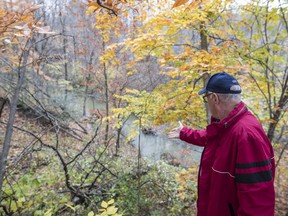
[83,50,95,116]
[103,62,109,145]
[200,22,211,124]
[116,127,121,155]
[64,35,68,102]
[267,93,288,141]
[102,42,109,146]
[0,41,31,199]
[60,15,69,103]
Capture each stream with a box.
[121,116,202,167]
[52,90,203,166]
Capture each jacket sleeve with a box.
[235,130,275,216]
[179,126,207,147]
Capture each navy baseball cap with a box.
[198,72,241,95]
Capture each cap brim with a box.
[198,88,207,95]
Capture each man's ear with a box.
[213,93,220,104]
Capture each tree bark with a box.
[102,42,109,146]
[103,62,109,145]
[267,92,288,141]
[60,15,69,103]
[199,22,211,124]
[0,41,31,199]
[83,50,95,116]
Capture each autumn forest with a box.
[0,0,287,215]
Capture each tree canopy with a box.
[0,0,287,215]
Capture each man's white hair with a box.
[207,91,241,105]
[217,93,241,104]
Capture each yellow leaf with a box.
[86,3,100,16]
[107,199,115,205]
[101,201,108,208]
[107,206,118,215]
[88,211,94,216]
[180,169,188,175]
[172,0,189,8]
[44,209,53,216]
[99,211,107,216]
[0,9,6,18]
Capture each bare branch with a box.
[276,142,288,168]
[97,0,117,16]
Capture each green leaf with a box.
[32,178,40,187]
[18,197,26,203]
[5,189,13,195]
[65,203,76,211]
[34,210,44,216]
[16,200,23,208]
[21,175,29,184]
[11,201,17,212]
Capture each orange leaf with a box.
[106,0,113,7]
[20,14,33,21]
[187,1,199,9]
[88,2,100,7]
[172,0,189,8]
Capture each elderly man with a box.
[168,72,275,216]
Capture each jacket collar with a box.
[206,101,248,136]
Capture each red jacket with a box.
[180,102,275,216]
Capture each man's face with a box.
[206,93,219,118]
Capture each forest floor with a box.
[1,104,287,216]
